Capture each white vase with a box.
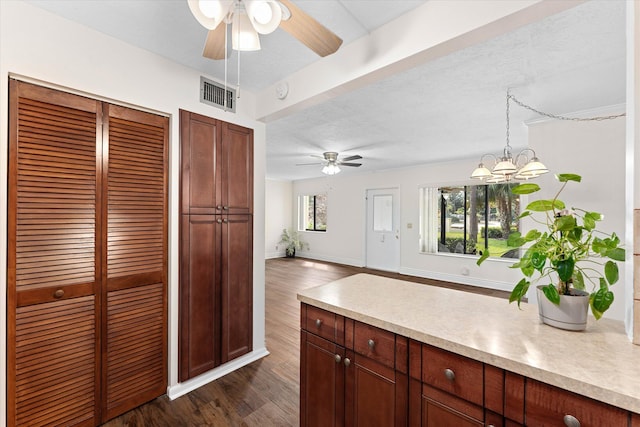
[536,285,590,331]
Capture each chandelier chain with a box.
[508,94,626,122]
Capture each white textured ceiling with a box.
[26,0,627,181]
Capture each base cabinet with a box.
[300,305,408,427]
[302,303,638,427]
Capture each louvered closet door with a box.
[8,80,101,426]
[102,105,168,421]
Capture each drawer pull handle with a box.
[444,368,455,381]
[367,339,375,349]
[53,289,64,299]
[334,354,341,363]
[563,415,580,427]
[315,319,322,328]
[344,358,351,367]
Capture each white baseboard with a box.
[399,267,513,292]
[297,252,364,268]
[166,347,270,400]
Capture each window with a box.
[420,183,521,259]
[299,194,327,232]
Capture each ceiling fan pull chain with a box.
[224,21,228,112]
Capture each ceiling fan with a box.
[297,152,363,175]
[187,0,343,60]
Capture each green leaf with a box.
[531,252,546,272]
[604,261,619,285]
[573,270,585,290]
[524,229,542,241]
[590,288,614,320]
[521,264,535,278]
[507,232,526,248]
[509,278,530,307]
[591,238,608,256]
[511,183,540,195]
[555,215,576,231]
[518,211,532,219]
[542,284,560,305]
[605,247,625,262]
[583,212,602,231]
[567,226,583,242]
[556,173,582,183]
[556,257,575,282]
[527,199,566,212]
[476,249,490,266]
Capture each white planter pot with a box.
[536,285,590,331]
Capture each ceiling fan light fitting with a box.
[322,163,341,175]
[188,0,232,30]
[246,0,282,34]
[232,8,261,51]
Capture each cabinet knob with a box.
[222,218,228,223]
[315,319,322,328]
[334,354,341,363]
[53,289,64,299]
[223,205,229,210]
[216,205,223,210]
[563,415,580,427]
[344,358,351,367]
[444,368,455,382]
[367,339,375,350]
[217,218,223,224]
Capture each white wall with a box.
[0,0,267,416]
[265,179,293,258]
[290,115,627,320]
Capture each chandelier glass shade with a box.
[471,90,548,184]
[188,0,283,52]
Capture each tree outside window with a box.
[433,183,520,258]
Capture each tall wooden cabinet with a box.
[179,109,253,381]
[7,80,168,426]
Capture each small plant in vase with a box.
[279,228,309,258]
[477,173,625,330]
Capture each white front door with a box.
[365,188,400,272]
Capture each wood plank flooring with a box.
[102,258,509,426]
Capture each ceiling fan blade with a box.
[278,0,343,57]
[341,155,362,162]
[203,24,228,60]
[296,162,323,166]
[340,163,362,167]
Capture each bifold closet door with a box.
[102,105,168,421]
[8,80,168,426]
[8,81,101,426]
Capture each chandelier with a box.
[188,0,285,52]
[470,90,548,183]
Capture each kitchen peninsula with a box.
[298,273,640,426]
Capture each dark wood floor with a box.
[103,258,509,426]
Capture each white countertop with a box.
[297,273,640,413]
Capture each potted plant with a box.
[279,228,308,258]
[477,173,625,330]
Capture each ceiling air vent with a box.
[200,76,235,113]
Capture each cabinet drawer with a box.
[354,321,395,369]
[304,304,343,344]
[526,379,628,427]
[422,345,483,406]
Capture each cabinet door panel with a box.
[422,397,483,427]
[301,332,345,427]
[221,214,253,362]
[180,215,221,379]
[220,123,253,214]
[347,351,407,427]
[180,110,220,214]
